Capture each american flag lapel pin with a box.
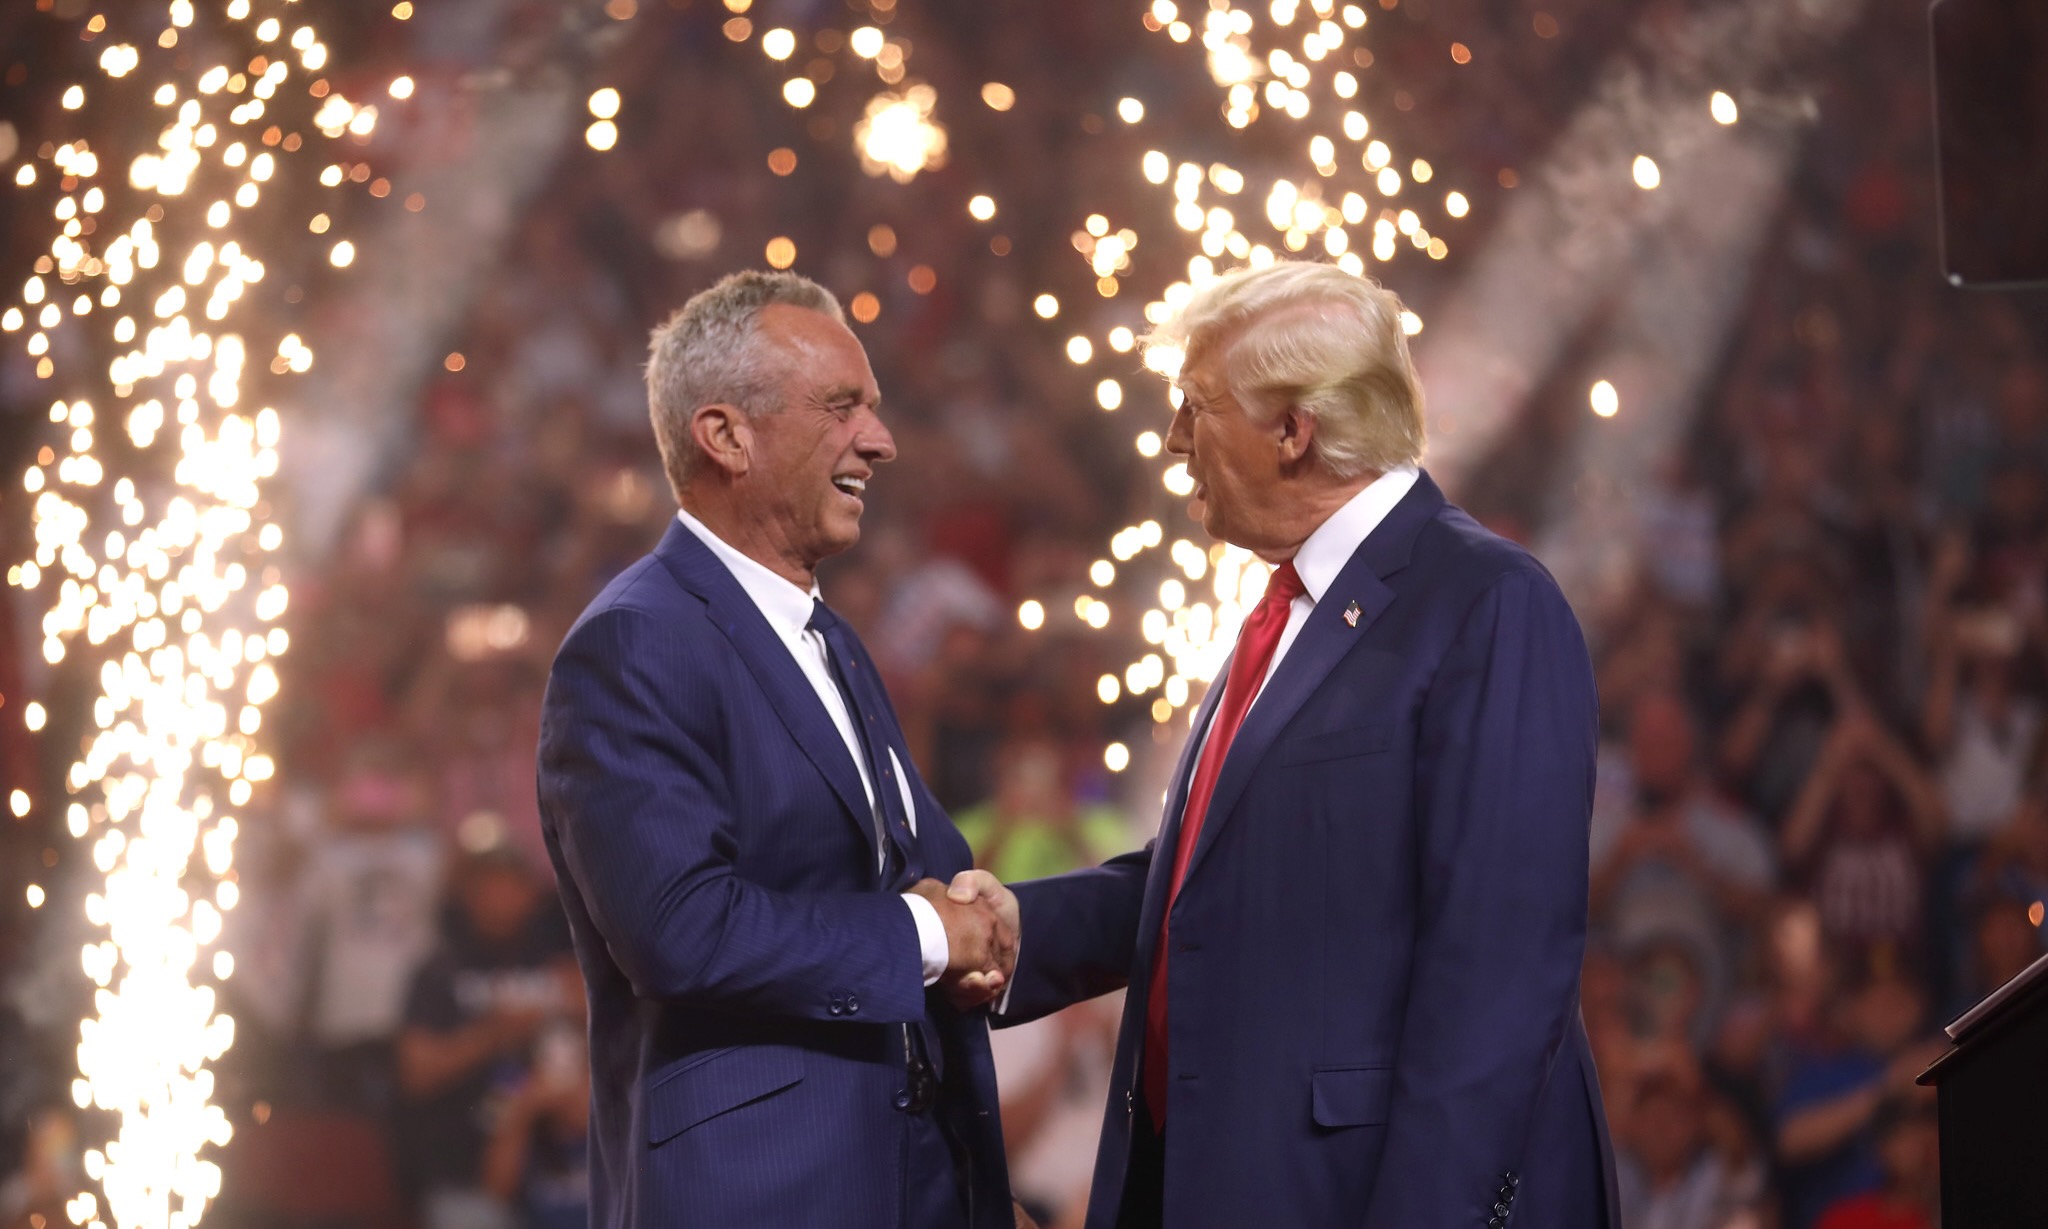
[1343,600,1362,627]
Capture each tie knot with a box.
[806,599,841,635]
[1264,561,1306,607]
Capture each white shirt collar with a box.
[1289,466,1419,604]
[674,505,821,638]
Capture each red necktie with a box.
[1143,560,1305,1125]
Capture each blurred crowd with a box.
[3,0,2046,1228]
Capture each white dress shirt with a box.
[1258,466,1418,695]
[675,508,949,986]
[1202,466,1420,754]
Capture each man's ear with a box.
[689,404,751,478]
[1276,402,1316,468]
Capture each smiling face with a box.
[723,304,895,582]
[1165,340,1297,556]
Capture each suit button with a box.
[845,994,860,1014]
[894,1091,912,1110]
[1494,1202,1510,1216]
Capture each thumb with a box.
[949,869,997,904]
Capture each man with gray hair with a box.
[988,260,1620,1228]
[537,269,1024,1228]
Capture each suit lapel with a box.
[1175,471,1447,895]
[1134,668,1228,964]
[652,521,878,866]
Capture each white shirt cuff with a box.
[902,892,949,987]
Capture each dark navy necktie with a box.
[809,600,945,1088]
[807,599,923,888]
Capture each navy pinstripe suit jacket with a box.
[1003,472,1620,1229]
[537,519,1011,1228]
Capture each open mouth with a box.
[831,475,867,499]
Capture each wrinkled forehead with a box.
[758,304,878,394]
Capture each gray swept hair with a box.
[646,269,845,498]
[1144,261,1424,478]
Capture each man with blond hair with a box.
[983,261,1619,1228]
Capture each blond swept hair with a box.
[1145,261,1425,478]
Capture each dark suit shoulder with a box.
[551,554,724,690]
[576,553,694,625]
[1416,501,1565,597]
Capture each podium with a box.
[1918,949,2048,1228]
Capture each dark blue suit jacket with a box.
[537,520,1012,1228]
[1005,472,1619,1229]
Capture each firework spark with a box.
[6,3,366,1225]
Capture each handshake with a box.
[909,871,1018,1011]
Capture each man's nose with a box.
[1165,403,1193,456]
[858,412,897,463]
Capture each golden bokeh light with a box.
[1590,380,1620,418]
[853,84,946,182]
[3,2,363,1225]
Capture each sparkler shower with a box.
[1,1,2002,1225]
[5,3,372,1225]
[711,0,1475,772]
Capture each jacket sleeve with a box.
[997,847,1153,1026]
[537,606,927,1025]
[1363,569,1597,1228]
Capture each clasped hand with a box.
[910,871,1019,1011]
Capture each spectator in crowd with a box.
[1921,534,2045,847]
[479,985,591,1229]
[396,838,575,1229]
[954,734,1129,884]
[1779,711,1946,958]
[289,741,448,1109]
[1811,1100,1940,1229]
[1592,690,1778,1019]
[1614,1067,1769,1229]
[1773,968,1945,1229]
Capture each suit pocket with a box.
[1274,722,1394,766]
[1311,1066,1393,1127]
[646,1046,804,1145]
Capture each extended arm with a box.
[1362,570,1599,1227]
[999,847,1153,1026]
[538,608,927,1024]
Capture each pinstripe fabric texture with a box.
[1002,471,1620,1229]
[537,518,1011,1229]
